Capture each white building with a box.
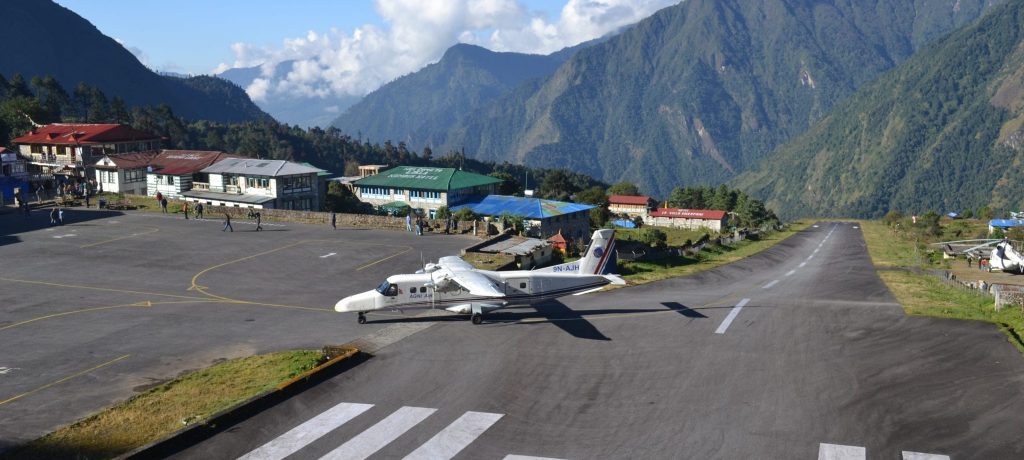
[146,150,237,199]
[181,158,325,210]
[645,208,728,232]
[94,152,158,196]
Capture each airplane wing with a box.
[434,265,505,297]
[438,255,476,271]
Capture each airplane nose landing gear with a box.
[471,313,483,325]
[357,312,367,324]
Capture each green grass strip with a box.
[4,350,325,460]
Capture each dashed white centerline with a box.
[818,443,865,460]
[902,451,950,460]
[785,270,796,277]
[320,252,337,258]
[762,280,779,289]
[714,298,750,334]
[798,262,807,268]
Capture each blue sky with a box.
[55,0,560,74]
[53,1,677,100]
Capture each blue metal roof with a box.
[989,219,1024,228]
[451,195,594,219]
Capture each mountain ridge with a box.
[0,0,268,123]
[733,0,1024,219]
[356,0,1001,199]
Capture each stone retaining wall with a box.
[185,201,476,234]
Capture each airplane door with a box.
[506,278,530,296]
[383,284,399,307]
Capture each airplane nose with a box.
[335,290,376,312]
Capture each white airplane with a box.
[336,229,625,324]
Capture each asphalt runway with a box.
[173,222,1024,459]
[0,208,475,450]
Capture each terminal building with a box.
[351,166,501,218]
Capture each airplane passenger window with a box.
[420,287,426,293]
[520,282,526,288]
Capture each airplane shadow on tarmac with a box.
[364,300,726,341]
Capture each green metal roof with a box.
[352,166,501,192]
[301,162,332,177]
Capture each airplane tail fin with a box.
[538,229,617,275]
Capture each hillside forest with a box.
[0,72,777,229]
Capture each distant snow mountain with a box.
[218,60,360,128]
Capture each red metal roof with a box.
[150,150,242,175]
[547,231,568,243]
[649,208,727,220]
[608,195,652,206]
[97,152,160,170]
[12,124,160,145]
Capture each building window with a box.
[410,190,441,202]
[361,186,388,198]
[125,169,145,183]
[30,145,42,154]
[247,177,270,189]
[283,175,312,193]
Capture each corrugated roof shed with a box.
[451,195,594,219]
[351,166,501,191]
[990,219,1024,227]
[478,235,550,255]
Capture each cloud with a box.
[115,37,150,68]
[216,0,678,101]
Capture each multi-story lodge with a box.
[644,208,729,232]
[608,194,655,218]
[14,124,161,181]
[182,158,325,210]
[351,166,501,218]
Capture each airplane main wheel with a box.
[471,313,483,325]
[357,313,367,324]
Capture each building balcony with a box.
[225,184,241,194]
[192,182,210,191]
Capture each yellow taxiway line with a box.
[0,277,209,302]
[0,354,131,407]
[189,239,412,311]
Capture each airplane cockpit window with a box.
[376,281,398,297]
